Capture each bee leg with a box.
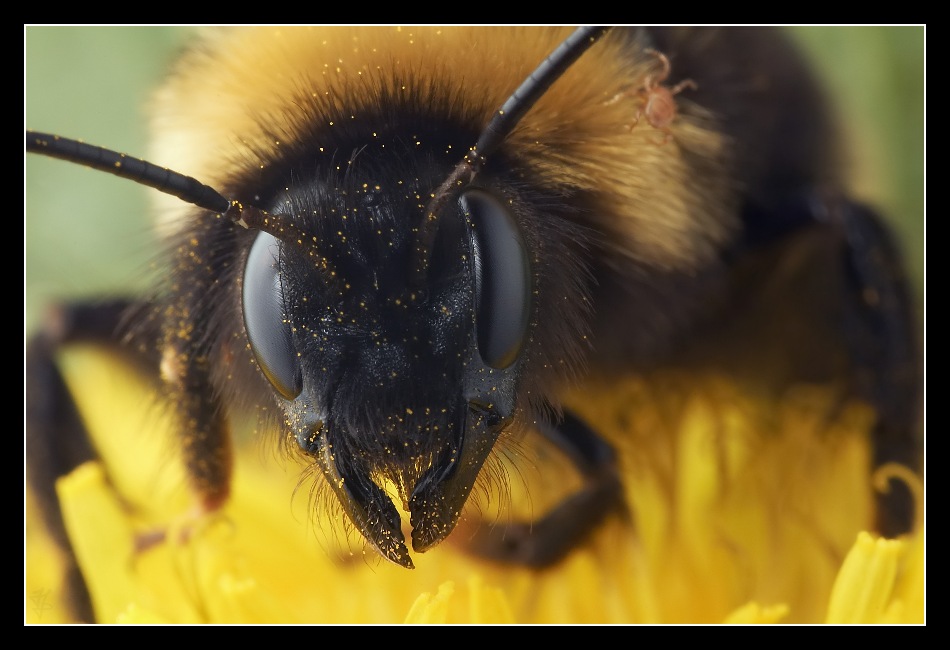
[817,195,923,536]
[743,192,922,536]
[153,322,233,544]
[123,353,231,556]
[462,410,625,568]
[26,299,151,623]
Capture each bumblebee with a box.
[25,27,923,623]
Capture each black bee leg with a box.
[160,340,233,518]
[26,299,149,623]
[158,253,235,526]
[462,410,625,568]
[813,194,923,536]
[740,191,923,537]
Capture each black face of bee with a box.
[239,137,533,563]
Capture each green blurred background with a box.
[24,26,924,334]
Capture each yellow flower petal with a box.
[724,602,790,624]
[57,462,206,623]
[405,582,455,624]
[25,348,924,624]
[116,604,173,624]
[825,532,903,624]
[468,574,516,624]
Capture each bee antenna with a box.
[25,130,335,274]
[474,26,612,161]
[410,25,612,286]
[26,130,231,214]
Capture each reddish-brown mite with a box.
[608,48,697,143]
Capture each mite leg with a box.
[462,410,625,568]
[26,299,155,622]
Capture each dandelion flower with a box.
[25,346,923,624]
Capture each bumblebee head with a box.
[241,137,534,565]
[26,26,610,569]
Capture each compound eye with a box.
[461,190,531,369]
[242,231,302,400]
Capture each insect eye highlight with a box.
[243,231,302,400]
[462,190,531,369]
